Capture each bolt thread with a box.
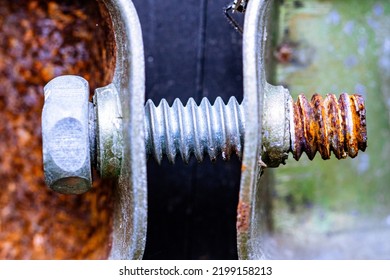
[292,93,367,160]
[145,97,244,164]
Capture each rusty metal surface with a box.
[238,0,370,259]
[292,93,367,160]
[0,0,115,259]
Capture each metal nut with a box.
[42,75,92,194]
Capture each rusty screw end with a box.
[291,93,367,161]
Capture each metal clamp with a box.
[41,0,367,259]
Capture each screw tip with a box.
[291,93,367,161]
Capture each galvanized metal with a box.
[144,97,244,164]
[101,0,147,260]
[261,84,292,167]
[42,75,92,195]
[94,83,123,178]
[42,72,366,195]
[237,0,270,260]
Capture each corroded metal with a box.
[39,0,371,261]
[44,83,368,180]
[273,0,388,260]
[0,0,114,259]
[39,0,147,260]
[292,93,367,161]
[237,0,369,260]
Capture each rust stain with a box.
[0,0,115,259]
[236,200,250,233]
[292,93,367,161]
[274,43,295,64]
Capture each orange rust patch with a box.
[0,0,115,259]
[236,201,250,233]
[292,93,367,161]
[274,43,295,64]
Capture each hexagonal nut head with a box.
[42,75,92,194]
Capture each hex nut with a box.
[42,75,92,194]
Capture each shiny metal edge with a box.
[238,0,271,260]
[102,0,147,260]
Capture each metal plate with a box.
[102,0,147,260]
[238,0,271,259]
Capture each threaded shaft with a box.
[144,97,244,164]
[291,93,367,160]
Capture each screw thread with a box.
[145,97,244,164]
[291,93,367,160]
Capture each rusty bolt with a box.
[41,75,368,194]
[291,93,367,161]
[261,85,367,167]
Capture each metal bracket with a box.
[102,0,276,260]
[238,0,273,259]
[100,0,147,260]
[40,0,367,259]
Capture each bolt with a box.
[145,86,367,167]
[291,93,367,160]
[144,96,244,164]
[42,75,367,194]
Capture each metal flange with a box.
[237,0,269,259]
[99,0,147,260]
